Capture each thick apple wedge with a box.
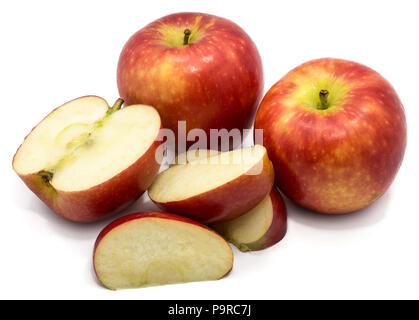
[212,187,287,252]
[93,212,233,290]
[148,145,274,224]
[13,96,162,222]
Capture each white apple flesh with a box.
[93,212,234,290]
[13,96,162,222]
[212,187,287,251]
[148,145,274,224]
[171,149,220,166]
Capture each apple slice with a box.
[171,148,220,166]
[13,96,162,222]
[93,212,234,290]
[212,187,287,252]
[148,145,274,224]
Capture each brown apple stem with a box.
[38,170,53,183]
[183,29,191,45]
[107,98,124,115]
[319,90,329,110]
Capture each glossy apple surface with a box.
[13,96,162,222]
[93,212,233,290]
[117,12,263,149]
[212,187,287,251]
[255,58,407,214]
[148,145,274,224]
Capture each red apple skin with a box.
[13,97,163,223]
[254,58,407,214]
[94,211,223,251]
[117,12,263,149]
[242,187,287,251]
[150,153,274,224]
[14,139,161,223]
[93,211,233,281]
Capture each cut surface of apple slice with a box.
[13,96,162,222]
[212,187,287,251]
[171,149,220,166]
[148,145,274,224]
[93,212,233,290]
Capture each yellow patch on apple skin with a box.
[279,111,296,124]
[279,63,350,115]
[158,60,174,78]
[284,74,349,114]
[291,156,382,213]
[194,15,203,24]
[204,19,215,30]
[157,15,214,47]
[151,59,188,102]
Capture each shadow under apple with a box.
[12,179,161,241]
[284,188,391,230]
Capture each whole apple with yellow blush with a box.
[117,12,264,149]
[255,58,407,214]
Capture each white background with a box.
[1,0,418,299]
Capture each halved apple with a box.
[212,187,287,252]
[93,212,233,290]
[148,145,274,224]
[13,96,162,222]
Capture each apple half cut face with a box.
[13,96,162,222]
[148,145,274,224]
[212,187,287,252]
[93,212,233,290]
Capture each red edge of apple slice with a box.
[93,211,221,251]
[245,186,287,251]
[149,150,275,224]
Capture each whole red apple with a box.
[255,58,407,214]
[117,12,263,150]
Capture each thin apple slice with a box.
[13,96,162,222]
[148,145,274,224]
[212,187,287,252]
[93,212,234,290]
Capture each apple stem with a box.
[107,98,124,115]
[38,170,53,183]
[319,90,329,110]
[183,29,191,45]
